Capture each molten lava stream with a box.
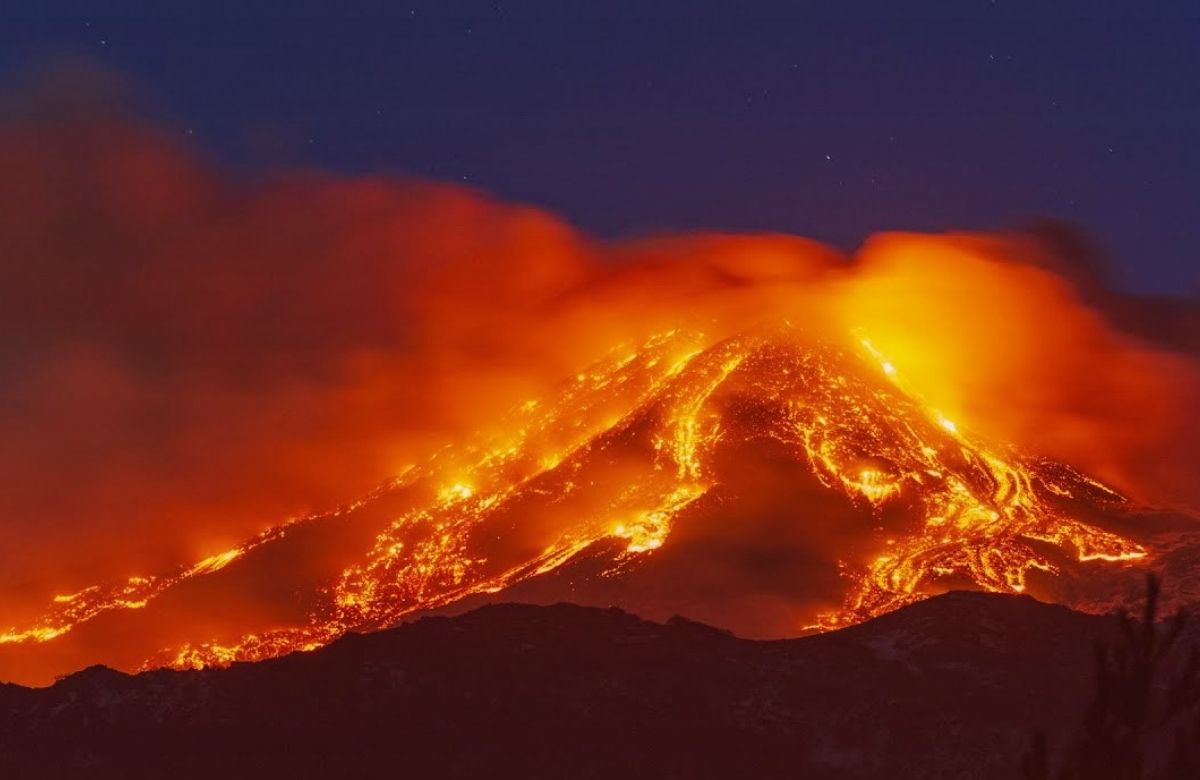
[0,327,1148,674]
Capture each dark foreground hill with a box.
[0,592,1165,779]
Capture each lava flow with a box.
[0,325,1150,674]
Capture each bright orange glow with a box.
[0,119,1196,687]
[1,327,1151,673]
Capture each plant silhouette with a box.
[1022,574,1200,779]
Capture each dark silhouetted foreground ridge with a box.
[0,592,1178,779]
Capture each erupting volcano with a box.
[2,322,1173,684]
[5,11,1200,778]
[1,113,1198,690]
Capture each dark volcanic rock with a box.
[0,592,1137,779]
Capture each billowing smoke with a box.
[0,70,1197,671]
[833,232,1200,508]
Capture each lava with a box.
[1,326,1149,672]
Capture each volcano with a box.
[1,325,1193,685]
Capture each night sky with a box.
[2,2,1196,293]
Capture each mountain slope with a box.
[1,327,1190,685]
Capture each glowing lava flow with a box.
[1,327,1148,670]
[0,484,396,646]
[155,332,734,668]
[0,549,244,645]
[797,336,1146,629]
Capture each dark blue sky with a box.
[2,1,1197,293]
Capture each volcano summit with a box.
[2,325,1180,686]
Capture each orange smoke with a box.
[835,232,1200,507]
[0,101,1197,685]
